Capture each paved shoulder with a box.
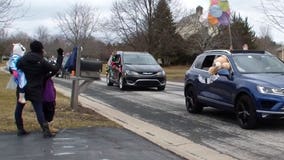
[0,127,184,160]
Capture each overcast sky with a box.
[7,0,284,43]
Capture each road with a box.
[54,78,284,160]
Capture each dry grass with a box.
[164,65,189,82]
[0,63,120,133]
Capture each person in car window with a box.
[111,54,121,78]
[243,43,248,50]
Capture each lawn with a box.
[0,62,120,133]
[163,65,189,82]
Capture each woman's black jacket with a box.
[17,52,63,102]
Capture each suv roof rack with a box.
[204,50,231,55]
[230,50,265,54]
[203,50,270,56]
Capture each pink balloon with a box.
[211,0,218,5]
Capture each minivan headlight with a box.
[125,70,139,76]
[257,85,284,96]
[156,70,166,76]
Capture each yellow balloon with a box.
[219,1,229,11]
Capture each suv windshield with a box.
[233,54,284,73]
[123,53,158,65]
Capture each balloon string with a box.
[228,22,233,49]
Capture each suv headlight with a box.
[125,70,139,76]
[156,70,166,76]
[257,85,284,96]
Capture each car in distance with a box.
[184,50,284,129]
[106,51,166,90]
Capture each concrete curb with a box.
[55,84,236,160]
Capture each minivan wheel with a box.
[185,86,203,113]
[235,95,258,129]
[106,74,113,86]
[119,76,126,90]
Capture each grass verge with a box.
[0,63,121,133]
[163,65,189,82]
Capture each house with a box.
[176,6,204,39]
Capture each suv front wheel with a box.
[235,94,258,129]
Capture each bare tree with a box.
[0,28,8,61]
[34,26,50,45]
[260,0,284,33]
[169,0,190,22]
[257,25,277,52]
[10,31,31,48]
[109,0,157,51]
[0,28,8,40]
[109,0,188,52]
[56,3,100,47]
[0,31,31,58]
[0,0,25,29]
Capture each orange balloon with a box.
[208,14,219,26]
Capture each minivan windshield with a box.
[233,54,284,73]
[123,53,158,65]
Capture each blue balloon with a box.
[209,5,223,18]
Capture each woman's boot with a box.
[40,123,55,138]
[16,123,30,136]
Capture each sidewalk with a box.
[0,127,183,160]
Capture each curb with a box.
[55,84,236,160]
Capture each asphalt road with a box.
[54,78,284,160]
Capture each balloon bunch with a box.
[208,0,230,26]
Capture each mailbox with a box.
[80,59,102,79]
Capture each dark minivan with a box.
[106,51,166,90]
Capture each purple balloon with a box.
[218,12,230,26]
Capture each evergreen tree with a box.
[152,0,183,65]
[230,13,257,49]
[213,13,257,49]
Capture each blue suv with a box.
[184,50,284,129]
